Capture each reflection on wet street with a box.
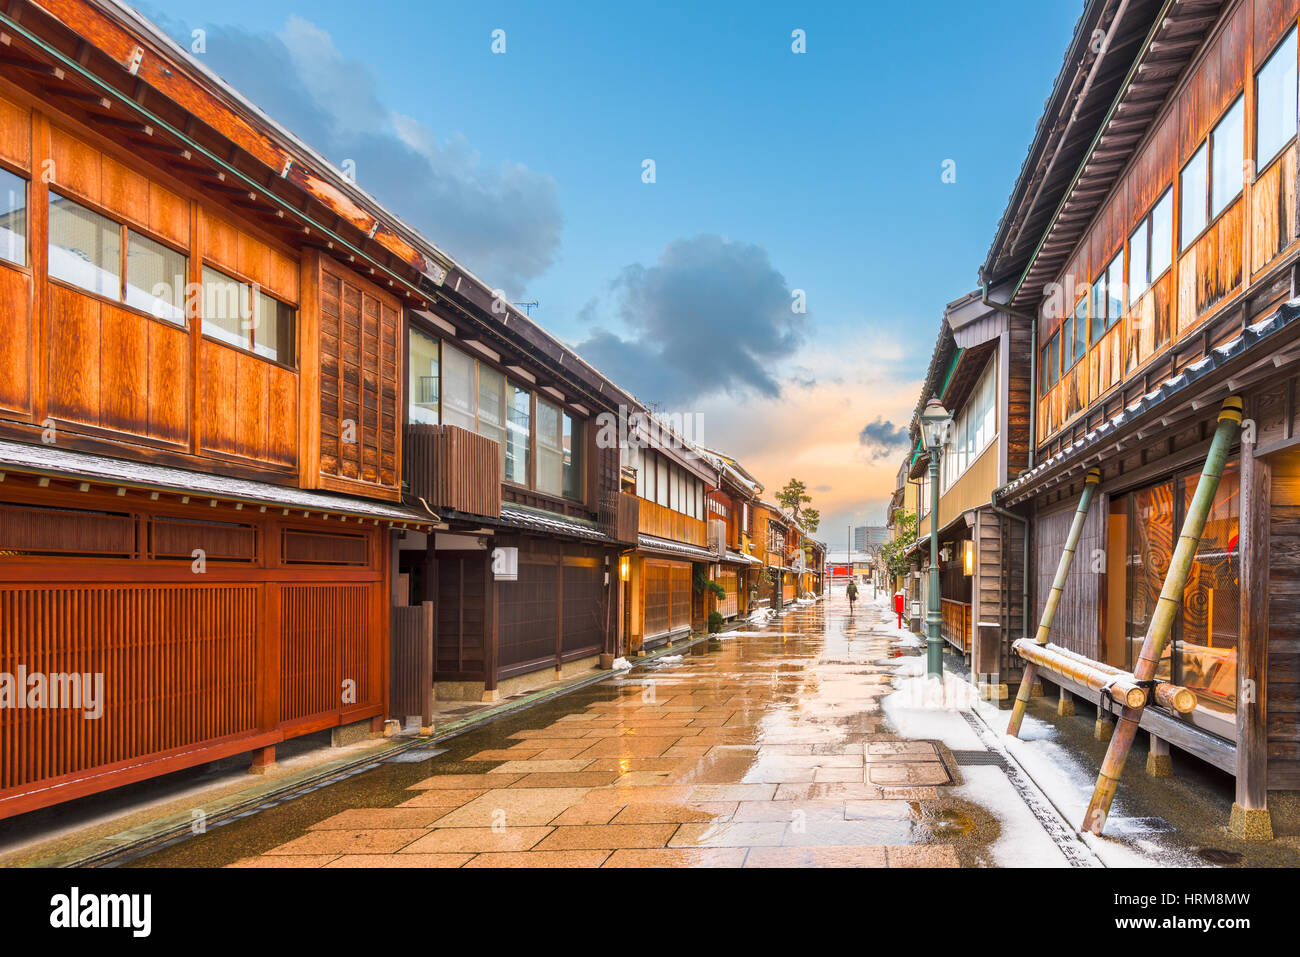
[132,593,1002,867]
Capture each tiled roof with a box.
[0,438,435,525]
[638,534,719,562]
[498,504,611,542]
[998,299,1300,503]
[724,549,760,565]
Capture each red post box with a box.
[893,592,905,629]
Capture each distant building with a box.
[853,525,888,554]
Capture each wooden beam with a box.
[1236,425,1269,812]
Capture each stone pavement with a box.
[134,594,1041,867]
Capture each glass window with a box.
[1072,299,1086,366]
[536,397,564,496]
[49,192,119,297]
[505,384,530,485]
[562,411,583,500]
[441,342,476,431]
[125,231,185,323]
[0,168,27,266]
[1180,143,1208,250]
[1128,217,1149,306]
[1040,345,1051,396]
[1210,97,1244,219]
[476,364,506,473]
[201,265,252,351]
[1256,28,1298,170]
[408,329,440,424]
[1149,189,1173,279]
[1105,252,1124,329]
[1091,277,1107,343]
[253,290,295,365]
[670,466,679,512]
[1048,331,1061,385]
[656,456,668,507]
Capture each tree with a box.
[778,479,820,533]
[878,512,917,579]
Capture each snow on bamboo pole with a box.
[1007,467,1102,737]
[1038,641,1197,714]
[1013,639,1148,708]
[1082,396,1243,836]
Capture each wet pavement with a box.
[124,592,1026,868]
[121,591,1283,868]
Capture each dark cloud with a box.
[145,12,560,292]
[858,417,910,461]
[574,234,806,405]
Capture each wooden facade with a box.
[980,0,1300,831]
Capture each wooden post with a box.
[1146,733,1172,778]
[1232,417,1272,839]
[419,600,434,732]
[1083,397,1243,835]
[1007,467,1102,737]
[1057,686,1074,716]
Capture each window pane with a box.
[1091,277,1106,342]
[1073,300,1086,365]
[476,364,506,477]
[1040,346,1050,396]
[201,265,251,351]
[253,291,295,365]
[536,397,563,496]
[441,342,476,431]
[1180,143,1208,249]
[656,457,668,507]
[1127,483,1176,679]
[49,192,119,297]
[563,413,583,500]
[1049,332,1061,385]
[1256,29,1298,170]
[1210,97,1244,219]
[0,168,27,266]
[505,384,530,484]
[1179,466,1239,716]
[408,329,440,424]
[1149,190,1173,278]
[1128,218,1149,304]
[124,231,185,323]
[1106,253,1124,328]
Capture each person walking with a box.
[845,578,858,612]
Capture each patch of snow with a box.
[656,654,683,664]
[610,657,632,671]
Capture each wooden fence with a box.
[389,602,433,727]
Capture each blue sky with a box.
[144,0,1081,534]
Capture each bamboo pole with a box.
[1040,640,1197,714]
[1007,467,1102,737]
[1013,640,1148,707]
[1082,396,1243,835]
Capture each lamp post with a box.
[920,398,952,681]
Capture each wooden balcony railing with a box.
[403,424,502,517]
[941,598,972,654]
[638,498,706,546]
[599,490,640,543]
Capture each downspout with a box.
[981,279,1040,470]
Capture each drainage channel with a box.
[959,710,1103,868]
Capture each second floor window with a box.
[0,167,27,267]
[49,191,187,324]
[1128,188,1173,305]
[201,265,295,365]
[943,356,997,492]
[1181,97,1244,250]
[1256,28,1297,172]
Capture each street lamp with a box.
[920,398,952,680]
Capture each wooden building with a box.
[0,0,455,818]
[904,291,1032,700]
[699,447,763,621]
[982,0,1300,836]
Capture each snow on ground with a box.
[610,657,632,671]
[656,655,683,664]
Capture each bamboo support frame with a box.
[1013,639,1147,708]
[1007,467,1102,737]
[1013,638,1197,713]
[1082,396,1243,835]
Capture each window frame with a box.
[199,261,297,368]
[0,163,30,270]
[1180,95,1245,252]
[1255,26,1299,174]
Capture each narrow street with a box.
[126,592,1098,868]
